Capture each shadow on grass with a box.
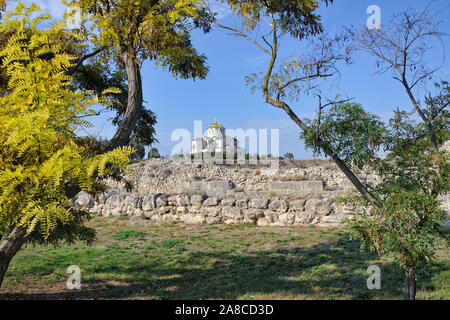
[0,234,440,300]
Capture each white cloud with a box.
[208,1,232,20]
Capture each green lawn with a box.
[0,216,448,300]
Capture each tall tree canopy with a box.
[0,3,133,287]
[0,2,158,150]
[69,0,214,150]
[217,0,449,300]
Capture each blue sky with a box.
[7,0,450,159]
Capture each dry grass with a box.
[0,216,448,300]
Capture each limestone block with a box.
[168,196,178,206]
[222,207,243,220]
[203,197,220,207]
[74,191,94,209]
[157,207,171,215]
[268,199,288,213]
[177,206,189,214]
[111,206,125,217]
[155,195,168,208]
[181,214,206,225]
[320,214,347,225]
[278,213,295,225]
[269,180,323,196]
[289,199,305,212]
[305,199,321,213]
[190,195,206,209]
[176,195,190,207]
[105,194,122,209]
[295,211,316,225]
[243,209,264,221]
[263,211,278,223]
[256,217,271,226]
[201,207,221,217]
[142,194,159,211]
[236,198,249,209]
[96,193,110,205]
[206,216,223,224]
[221,198,236,207]
[249,197,269,209]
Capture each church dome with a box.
[208,120,224,129]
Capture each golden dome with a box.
[208,120,224,129]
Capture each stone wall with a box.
[72,158,449,227]
[74,191,356,227]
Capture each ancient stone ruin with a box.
[73,158,449,227]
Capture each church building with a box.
[191,121,245,156]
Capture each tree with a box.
[216,0,377,205]
[336,83,449,300]
[342,4,450,299]
[284,153,294,161]
[346,2,448,149]
[148,147,161,159]
[217,0,449,299]
[0,4,133,287]
[0,5,158,149]
[69,55,159,148]
[0,0,4,18]
[69,0,215,150]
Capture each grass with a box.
[0,216,448,300]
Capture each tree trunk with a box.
[107,48,143,151]
[404,268,416,300]
[0,227,27,287]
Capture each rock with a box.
[295,211,316,225]
[221,198,236,207]
[236,198,249,209]
[203,197,220,207]
[190,195,206,209]
[142,194,158,211]
[222,207,243,220]
[96,193,110,205]
[320,214,347,225]
[105,193,122,209]
[181,214,206,225]
[155,195,168,208]
[256,217,271,226]
[268,199,288,213]
[201,207,221,217]
[243,209,264,221]
[74,191,94,209]
[289,199,305,212]
[263,211,278,223]
[177,206,189,214]
[278,213,295,225]
[168,196,178,206]
[157,207,171,215]
[177,195,190,206]
[249,197,269,209]
[305,199,320,212]
[206,216,222,224]
[110,205,125,216]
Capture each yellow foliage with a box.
[0,4,132,239]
